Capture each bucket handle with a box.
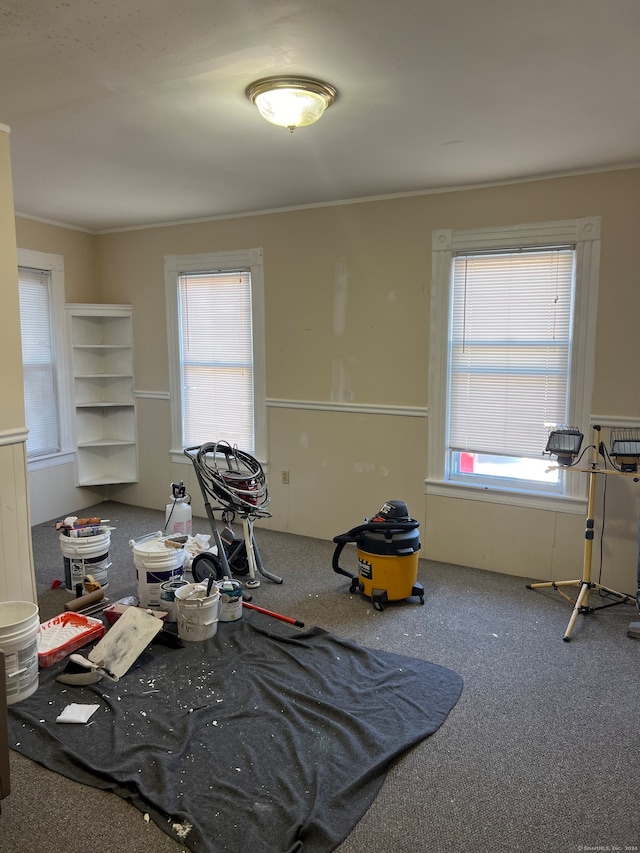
[6,665,30,679]
[180,586,217,605]
[178,595,218,607]
[128,531,163,547]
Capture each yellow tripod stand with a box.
[527,427,637,641]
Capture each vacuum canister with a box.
[331,500,424,611]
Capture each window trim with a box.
[164,248,266,463]
[17,248,73,469]
[427,217,600,512]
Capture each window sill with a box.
[424,478,587,514]
[27,451,75,472]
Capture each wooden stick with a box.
[242,601,304,628]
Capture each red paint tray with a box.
[38,612,106,668]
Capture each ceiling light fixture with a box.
[245,76,337,132]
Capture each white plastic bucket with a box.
[175,583,220,642]
[60,530,111,592]
[0,601,40,704]
[217,579,243,622]
[133,535,185,607]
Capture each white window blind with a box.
[448,248,575,458]
[178,270,254,449]
[18,267,60,457]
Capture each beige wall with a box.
[96,168,640,412]
[0,128,36,603]
[14,218,99,303]
[14,166,640,594]
[0,132,25,433]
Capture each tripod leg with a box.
[563,581,591,642]
[526,579,581,605]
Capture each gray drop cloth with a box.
[8,614,462,853]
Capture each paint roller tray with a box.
[38,612,106,668]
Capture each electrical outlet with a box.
[281,470,289,485]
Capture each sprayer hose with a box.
[191,441,271,518]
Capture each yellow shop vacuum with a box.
[331,500,424,611]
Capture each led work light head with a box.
[544,427,584,467]
[609,428,640,473]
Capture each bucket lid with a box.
[133,537,174,554]
[60,530,111,547]
[133,537,186,562]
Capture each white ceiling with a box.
[2,0,639,233]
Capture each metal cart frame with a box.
[184,442,282,588]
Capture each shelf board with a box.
[75,401,135,408]
[74,373,133,379]
[72,344,131,350]
[77,439,136,448]
[78,476,138,486]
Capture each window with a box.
[17,249,71,464]
[165,249,266,460]
[428,218,600,508]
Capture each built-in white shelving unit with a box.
[66,304,138,486]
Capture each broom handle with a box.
[242,601,304,628]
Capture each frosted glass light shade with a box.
[246,77,337,131]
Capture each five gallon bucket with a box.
[0,601,40,705]
[132,535,186,608]
[60,530,111,592]
[175,583,220,641]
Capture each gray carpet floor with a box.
[2,500,639,853]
